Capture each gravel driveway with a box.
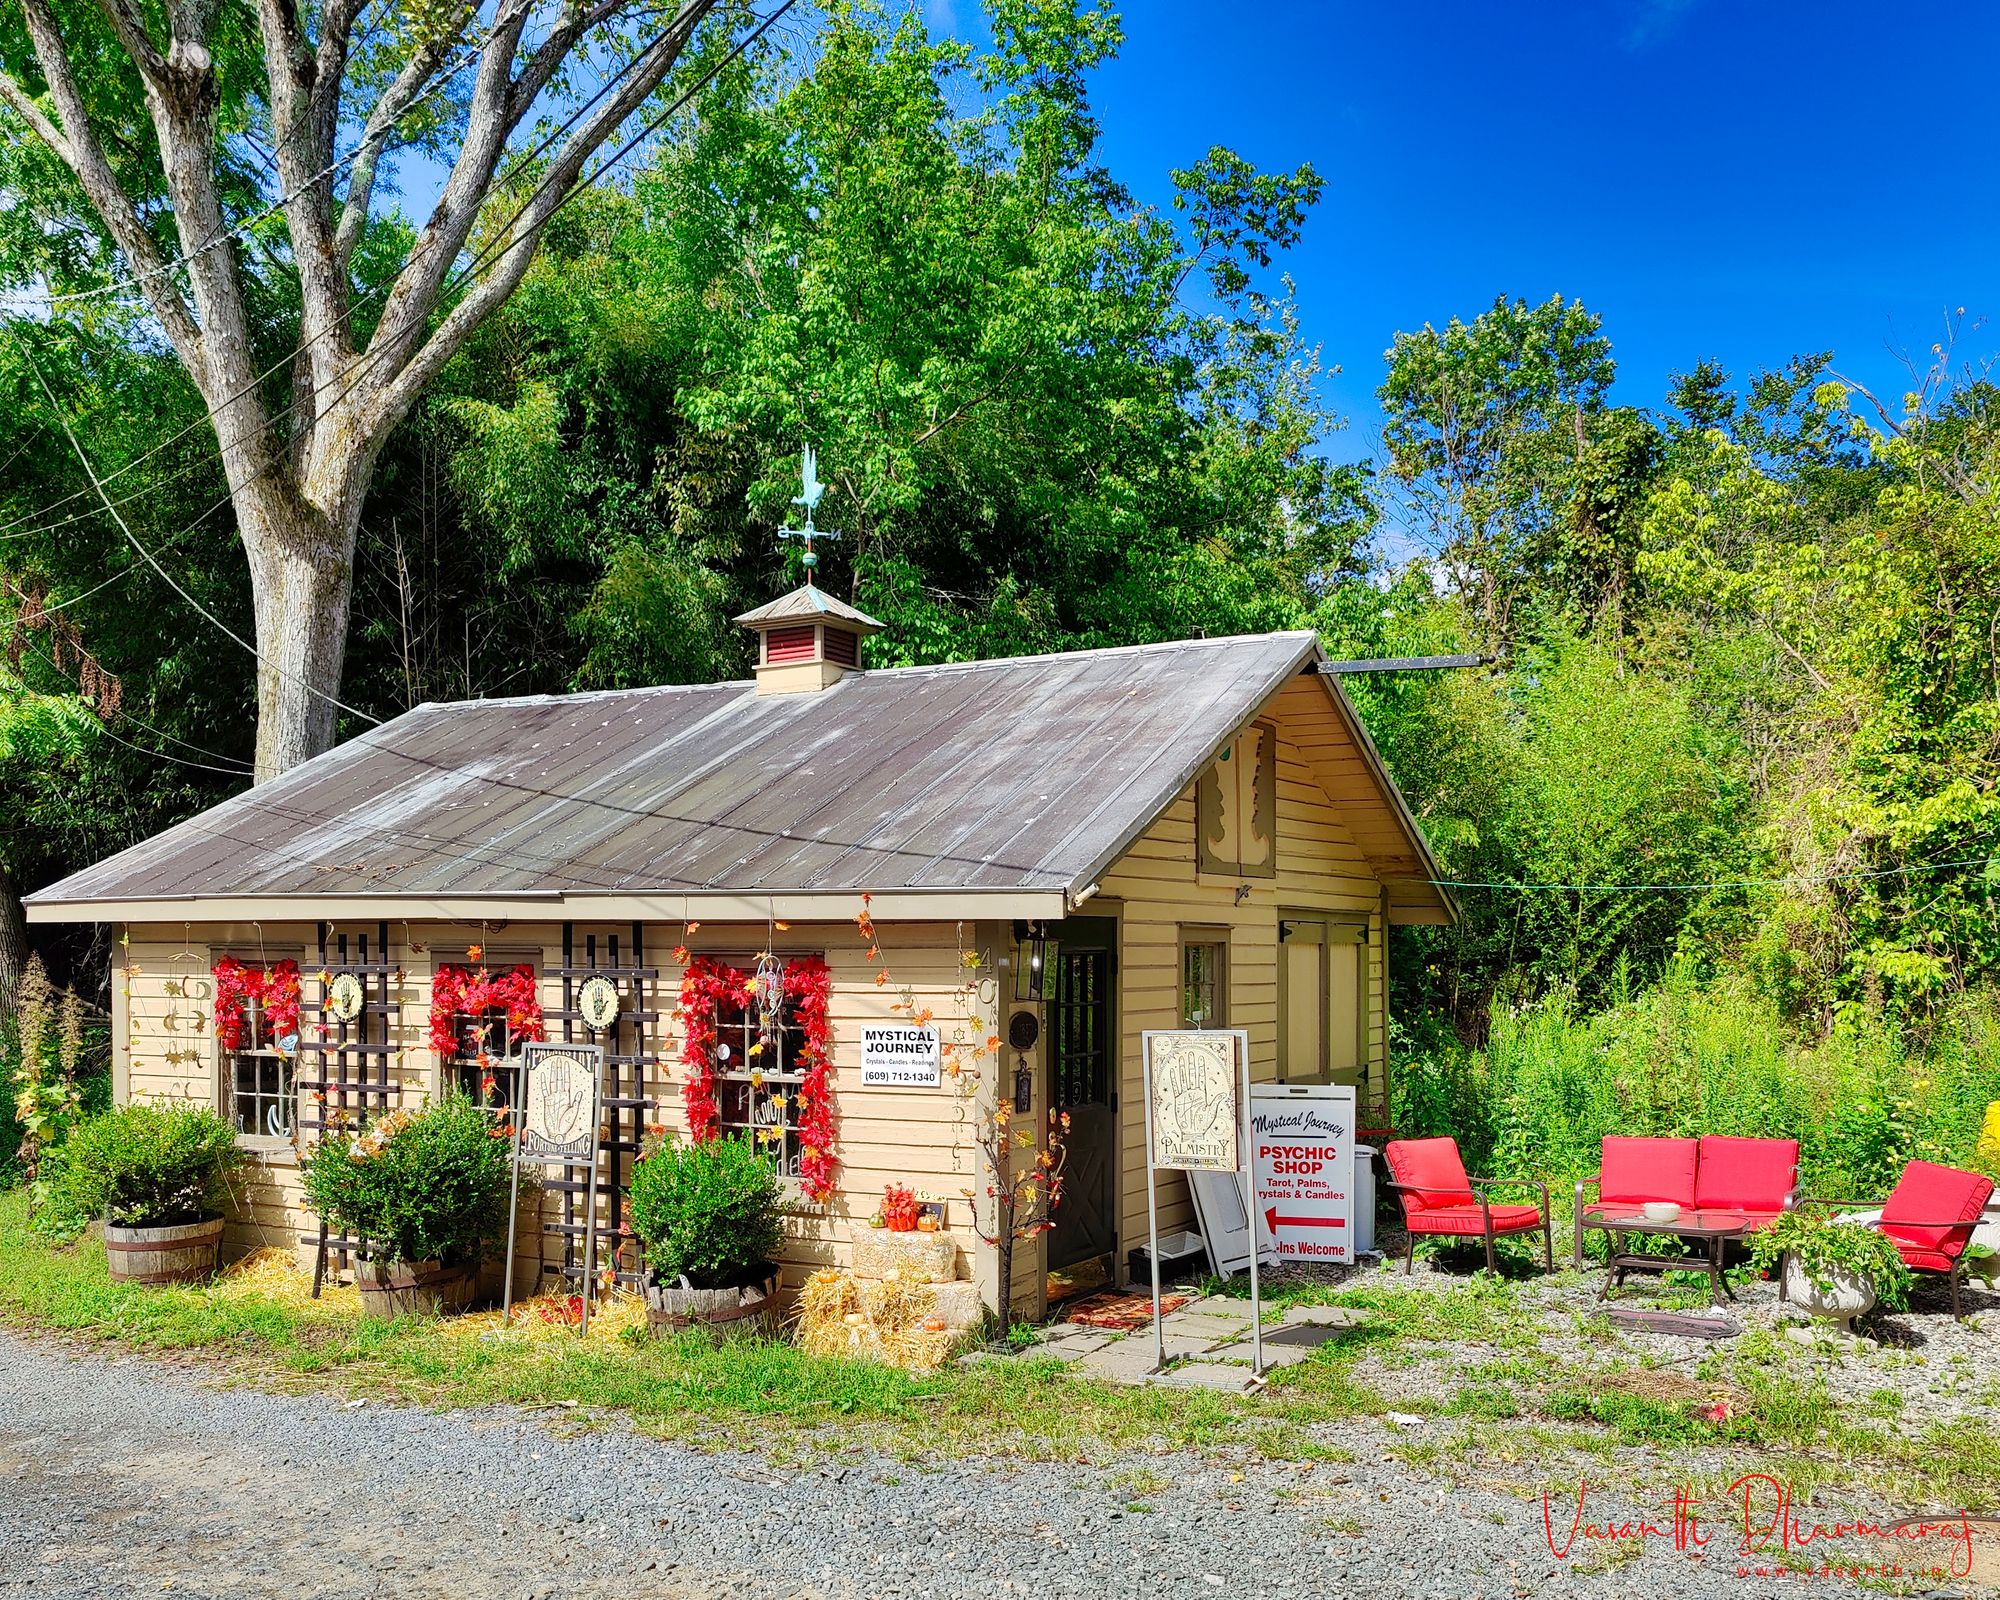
[0,1330,1960,1600]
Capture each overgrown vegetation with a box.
[1393,965,2000,1204]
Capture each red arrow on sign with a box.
[1265,1207,1346,1232]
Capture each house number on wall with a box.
[577,975,621,1032]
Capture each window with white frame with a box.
[1181,935,1228,1029]
[707,958,812,1183]
[219,968,299,1140]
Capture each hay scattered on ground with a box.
[1590,1367,1750,1411]
[456,1287,649,1345]
[796,1268,956,1372]
[217,1249,649,1343]
[219,1248,357,1312]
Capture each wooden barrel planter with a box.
[103,1217,225,1285]
[355,1259,476,1321]
[644,1271,779,1339]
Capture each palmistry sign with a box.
[517,1041,603,1164]
[1143,1030,1242,1172]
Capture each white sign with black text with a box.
[1250,1081,1356,1265]
[859,1024,942,1087]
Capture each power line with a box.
[1432,856,2000,893]
[9,632,255,776]
[3,4,792,752]
[28,31,495,310]
[11,330,386,729]
[1,3,787,562]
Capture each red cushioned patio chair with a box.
[1798,1160,1995,1320]
[1385,1136,1552,1274]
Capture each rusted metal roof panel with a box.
[30,631,1327,908]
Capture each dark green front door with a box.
[1049,917,1117,1271]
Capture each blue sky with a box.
[933,0,2000,463]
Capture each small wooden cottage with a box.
[27,586,1452,1318]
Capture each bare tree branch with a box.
[331,29,457,266]
[368,3,711,435]
[4,4,206,370]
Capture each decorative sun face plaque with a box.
[325,972,365,1023]
[1144,1030,1243,1172]
[577,975,620,1032]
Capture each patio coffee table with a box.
[1581,1209,1754,1306]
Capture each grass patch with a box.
[0,1192,1388,1461]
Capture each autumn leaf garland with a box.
[212,956,301,1051]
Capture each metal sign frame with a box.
[1140,1028,1261,1380]
[502,1040,605,1336]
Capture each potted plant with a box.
[52,1102,244,1284]
[1750,1210,1913,1332]
[629,1133,784,1338]
[300,1093,516,1319]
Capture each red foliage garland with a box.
[212,957,301,1051]
[677,953,838,1203]
[428,963,546,1058]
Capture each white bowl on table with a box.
[1641,1201,1682,1223]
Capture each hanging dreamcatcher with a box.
[753,951,786,1049]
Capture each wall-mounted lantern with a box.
[1012,920,1057,1001]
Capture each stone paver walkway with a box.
[1033,1295,1363,1392]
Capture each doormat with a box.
[1064,1289,1191,1331]
[1598,1307,1742,1340]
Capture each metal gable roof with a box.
[31,630,1394,916]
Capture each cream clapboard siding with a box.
[1097,700,1389,1257]
[112,918,998,1299]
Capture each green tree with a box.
[1379,293,1660,639]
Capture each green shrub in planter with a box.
[628,1134,783,1289]
[1748,1209,1914,1312]
[49,1100,244,1231]
[301,1094,516,1268]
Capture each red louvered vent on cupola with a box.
[824,626,858,667]
[764,625,818,665]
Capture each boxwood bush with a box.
[50,1101,244,1230]
[300,1093,516,1268]
[628,1134,783,1289]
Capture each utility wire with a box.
[0,0,781,551]
[28,31,495,309]
[11,330,386,727]
[9,632,255,776]
[1433,856,1999,893]
[3,4,792,739]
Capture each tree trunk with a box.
[239,481,361,783]
[0,859,26,1027]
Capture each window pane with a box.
[231,1052,294,1138]
[1181,942,1224,1028]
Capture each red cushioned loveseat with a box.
[1571,1135,1800,1266]
[1384,1136,1554,1274]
